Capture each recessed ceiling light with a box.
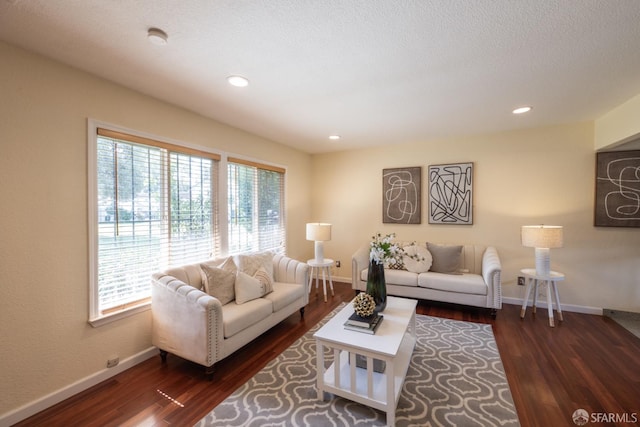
[147,28,168,46]
[328,135,341,140]
[227,75,249,87]
[513,106,532,114]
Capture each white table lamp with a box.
[306,223,331,263]
[521,225,563,276]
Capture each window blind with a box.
[227,157,285,254]
[94,129,219,314]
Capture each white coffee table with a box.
[314,296,417,427]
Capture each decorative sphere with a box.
[353,293,376,317]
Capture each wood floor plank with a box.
[13,281,640,426]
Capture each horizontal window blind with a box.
[227,158,285,254]
[94,129,219,315]
[98,128,221,161]
[169,151,218,265]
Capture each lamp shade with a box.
[306,223,332,242]
[521,225,563,249]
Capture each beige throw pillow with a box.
[200,258,237,305]
[253,266,274,295]
[235,271,266,304]
[427,243,463,274]
[402,244,432,273]
[236,251,275,280]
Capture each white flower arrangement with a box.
[369,232,401,267]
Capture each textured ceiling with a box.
[2,0,640,153]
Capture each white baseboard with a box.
[502,297,603,316]
[0,347,158,427]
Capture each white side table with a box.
[520,268,565,327]
[308,258,334,302]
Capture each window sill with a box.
[89,301,151,328]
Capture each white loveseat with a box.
[352,242,502,316]
[151,252,308,376]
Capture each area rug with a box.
[195,306,520,427]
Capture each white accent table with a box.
[314,296,417,427]
[520,268,565,327]
[307,258,334,302]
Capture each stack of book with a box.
[343,312,383,334]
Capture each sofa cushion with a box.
[427,243,462,274]
[222,297,273,338]
[360,267,419,287]
[418,272,487,295]
[402,244,432,273]
[264,281,305,312]
[200,258,237,305]
[235,271,266,304]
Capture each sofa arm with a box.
[273,254,310,303]
[352,244,370,290]
[151,274,224,368]
[481,246,503,309]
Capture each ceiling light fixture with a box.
[513,106,532,114]
[328,135,341,140]
[227,75,249,87]
[147,28,168,46]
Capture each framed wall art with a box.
[595,150,640,227]
[382,167,421,224]
[428,162,473,225]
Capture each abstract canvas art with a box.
[428,162,473,224]
[382,167,421,224]
[595,150,640,227]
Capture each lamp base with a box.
[314,241,325,263]
[534,247,551,276]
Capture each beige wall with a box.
[312,123,640,313]
[0,42,311,417]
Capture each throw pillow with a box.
[253,266,274,295]
[200,260,237,305]
[427,243,463,274]
[388,253,406,270]
[236,251,275,280]
[235,271,266,304]
[402,244,432,273]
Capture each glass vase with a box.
[366,260,387,313]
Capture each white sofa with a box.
[151,252,309,376]
[352,242,502,316]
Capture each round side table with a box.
[520,268,565,327]
[307,258,335,303]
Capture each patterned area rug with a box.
[195,306,520,427]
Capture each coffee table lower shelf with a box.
[318,332,416,425]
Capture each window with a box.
[227,158,285,254]
[89,127,220,324]
[89,124,286,325]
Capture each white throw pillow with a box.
[402,244,432,273]
[235,271,266,304]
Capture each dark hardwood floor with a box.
[15,281,640,426]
